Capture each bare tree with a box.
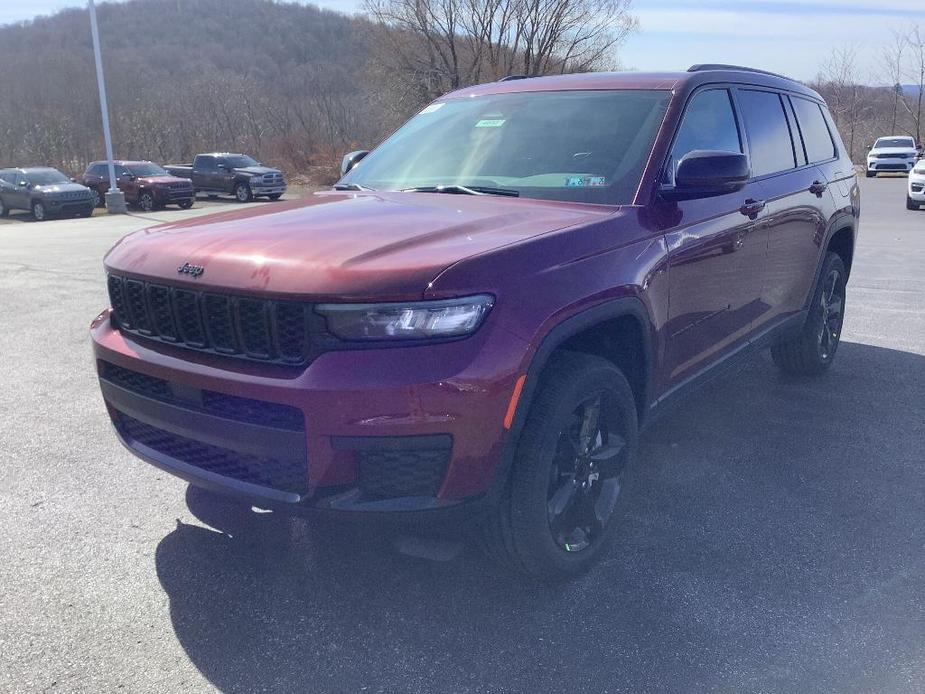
[899,24,925,145]
[880,34,906,134]
[364,0,636,104]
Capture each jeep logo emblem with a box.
[177,262,205,278]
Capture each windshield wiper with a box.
[400,184,519,197]
[333,182,376,192]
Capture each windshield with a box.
[25,169,70,185]
[875,137,915,149]
[340,89,671,205]
[223,155,259,168]
[128,163,168,177]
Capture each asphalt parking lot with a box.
[1,177,923,693]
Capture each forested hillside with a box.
[0,0,380,180]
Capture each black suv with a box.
[0,167,94,221]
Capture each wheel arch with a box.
[488,297,656,502]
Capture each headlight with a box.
[316,295,494,341]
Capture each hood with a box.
[35,182,90,195]
[234,166,281,176]
[104,191,613,300]
[869,146,917,156]
[138,175,192,187]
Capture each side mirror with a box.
[660,150,749,201]
[217,163,229,172]
[18,180,28,188]
[341,150,369,177]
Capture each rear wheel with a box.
[907,196,919,211]
[771,252,846,376]
[482,352,638,579]
[234,182,253,202]
[31,200,46,221]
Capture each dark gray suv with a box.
[0,167,94,221]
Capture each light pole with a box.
[88,0,126,213]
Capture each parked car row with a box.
[0,152,286,221]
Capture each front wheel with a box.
[907,196,920,211]
[268,193,282,201]
[31,200,47,221]
[177,199,194,209]
[234,182,253,202]
[138,191,156,212]
[90,187,103,207]
[865,171,875,178]
[771,252,847,376]
[0,197,8,217]
[482,352,638,579]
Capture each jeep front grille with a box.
[106,274,310,364]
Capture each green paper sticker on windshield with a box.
[475,119,506,128]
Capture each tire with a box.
[178,199,194,209]
[865,171,875,178]
[481,351,638,579]
[138,190,156,212]
[0,197,8,218]
[89,187,103,208]
[771,252,847,376]
[31,200,47,221]
[268,193,282,201]
[234,182,253,202]
[78,205,93,218]
[907,196,919,211]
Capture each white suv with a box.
[866,136,919,177]
[907,160,925,210]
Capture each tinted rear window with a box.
[737,90,796,177]
[792,97,837,163]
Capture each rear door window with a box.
[737,89,797,177]
[791,97,837,163]
[196,156,216,172]
[668,88,742,181]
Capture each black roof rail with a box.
[688,64,796,81]
[499,74,531,82]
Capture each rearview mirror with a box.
[660,150,749,201]
[341,150,369,177]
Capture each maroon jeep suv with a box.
[91,66,859,578]
[82,161,195,211]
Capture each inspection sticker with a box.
[475,118,506,128]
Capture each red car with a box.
[91,66,859,578]
[82,160,195,211]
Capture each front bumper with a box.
[46,197,93,214]
[868,158,916,173]
[250,184,286,196]
[153,188,195,204]
[91,309,528,514]
[908,174,925,201]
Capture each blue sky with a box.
[3,0,921,84]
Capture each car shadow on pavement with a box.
[155,341,925,693]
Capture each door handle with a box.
[809,180,828,196]
[739,199,766,219]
